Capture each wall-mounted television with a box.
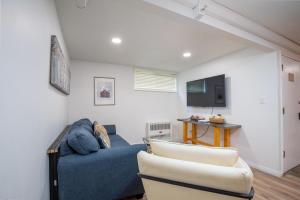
[187,74,226,107]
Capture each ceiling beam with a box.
[144,0,300,60]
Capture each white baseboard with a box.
[245,160,283,177]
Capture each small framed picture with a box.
[94,77,115,106]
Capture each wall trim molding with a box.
[245,160,283,177]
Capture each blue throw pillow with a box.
[72,123,93,134]
[73,118,93,127]
[103,125,116,135]
[59,127,75,156]
[60,139,74,156]
[67,127,100,155]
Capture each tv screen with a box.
[187,74,226,107]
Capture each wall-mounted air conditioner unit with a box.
[146,122,172,141]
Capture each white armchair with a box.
[137,140,254,200]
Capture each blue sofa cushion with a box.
[109,135,130,148]
[68,127,99,155]
[58,143,147,200]
[103,125,116,135]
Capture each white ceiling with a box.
[212,0,300,46]
[174,0,197,8]
[55,0,253,71]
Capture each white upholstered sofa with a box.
[137,140,254,200]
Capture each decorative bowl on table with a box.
[209,115,225,124]
[190,115,205,122]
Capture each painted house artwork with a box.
[100,88,111,98]
[94,77,115,105]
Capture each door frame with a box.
[279,54,284,175]
[280,55,300,173]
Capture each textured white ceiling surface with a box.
[56,0,255,71]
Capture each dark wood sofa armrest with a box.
[47,125,72,155]
[47,125,71,200]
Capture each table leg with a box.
[224,128,231,147]
[183,122,188,143]
[214,128,221,147]
[192,124,197,144]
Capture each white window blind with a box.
[134,68,177,92]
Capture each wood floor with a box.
[287,165,300,179]
[128,167,300,200]
[253,168,300,200]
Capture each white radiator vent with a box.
[146,122,172,139]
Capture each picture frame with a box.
[50,35,70,95]
[94,77,115,106]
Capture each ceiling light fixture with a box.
[183,52,192,58]
[111,37,122,44]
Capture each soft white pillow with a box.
[150,140,239,167]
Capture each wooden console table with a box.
[177,119,241,147]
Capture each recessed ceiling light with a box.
[183,52,191,58]
[111,37,122,44]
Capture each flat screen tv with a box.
[187,74,226,107]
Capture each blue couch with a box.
[54,122,147,200]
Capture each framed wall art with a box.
[50,35,70,95]
[94,77,115,105]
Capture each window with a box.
[134,68,177,92]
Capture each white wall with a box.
[68,60,179,144]
[70,49,283,175]
[0,0,68,200]
[0,0,2,49]
[177,48,282,175]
